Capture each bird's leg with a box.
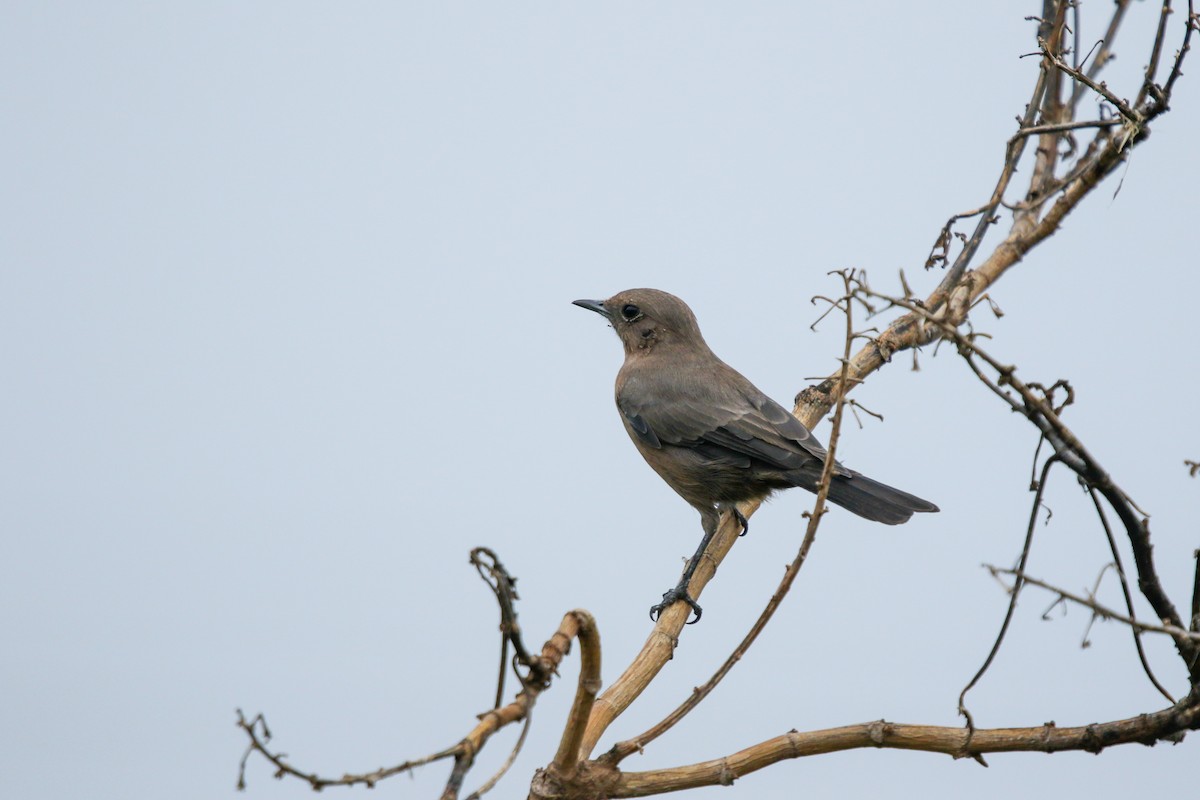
[649,510,720,624]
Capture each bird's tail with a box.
[795,470,938,525]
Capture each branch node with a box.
[717,758,737,786]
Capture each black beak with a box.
[572,298,611,318]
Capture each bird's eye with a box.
[620,304,642,321]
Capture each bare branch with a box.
[1070,0,1133,109]
[464,715,532,800]
[550,611,602,777]
[1191,551,1200,633]
[1014,117,1123,137]
[1042,36,1143,124]
[1086,489,1176,702]
[471,547,540,684]
[958,456,1059,738]
[853,285,1200,680]
[611,702,1200,797]
[986,566,1200,643]
[1161,2,1198,100]
[235,710,459,791]
[238,560,599,796]
[1135,0,1177,108]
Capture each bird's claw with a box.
[732,507,749,537]
[649,586,703,624]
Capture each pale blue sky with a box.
[2,4,1197,799]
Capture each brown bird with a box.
[574,288,937,622]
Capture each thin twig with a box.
[958,457,1059,739]
[1191,550,1200,633]
[923,52,1048,312]
[235,710,459,791]
[987,566,1200,643]
[471,547,540,681]
[1161,1,1198,100]
[1088,488,1176,702]
[855,284,1198,680]
[1042,36,1142,124]
[1015,118,1123,137]
[1135,0,1176,108]
[1070,0,1133,109]
[464,714,533,800]
[1027,6,1071,210]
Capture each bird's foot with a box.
[649,583,703,624]
[732,506,749,537]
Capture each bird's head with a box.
[573,288,706,356]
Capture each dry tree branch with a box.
[472,547,536,706]
[800,0,1193,434]
[1136,0,1178,108]
[1069,0,1133,108]
[1192,552,1200,633]
[237,5,1197,797]
[1014,117,1123,137]
[236,710,459,792]
[1027,5,1071,210]
[574,504,753,759]
[957,456,1059,748]
[445,610,601,800]
[550,611,602,778]
[1162,2,1199,99]
[575,0,1197,778]
[464,714,533,800]
[1087,488,1177,703]
[607,701,1200,798]
[854,283,1200,682]
[985,566,1200,643]
[1042,37,1142,124]
[237,564,599,798]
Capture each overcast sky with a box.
[2,3,1197,799]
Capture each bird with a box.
[574,288,937,623]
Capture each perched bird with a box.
[574,288,937,622]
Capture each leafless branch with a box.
[464,715,532,800]
[957,456,1059,745]
[1087,488,1176,702]
[238,5,1199,796]
[550,611,602,777]
[238,561,599,797]
[1070,0,1132,109]
[986,566,1200,643]
[1136,0,1177,108]
[608,702,1200,797]
[235,709,459,791]
[1042,36,1142,124]
[853,282,1199,682]
[1014,117,1124,137]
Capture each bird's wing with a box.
[618,371,829,471]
